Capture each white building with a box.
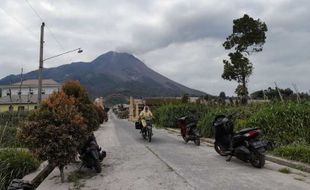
[0,79,60,97]
[0,79,61,112]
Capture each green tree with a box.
[18,91,88,182]
[62,80,100,132]
[219,91,226,105]
[223,14,267,104]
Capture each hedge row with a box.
[273,144,310,164]
[154,102,310,147]
[153,103,209,128]
[243,102,310,146]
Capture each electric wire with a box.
[24,0,65,50]
[0,6,38,40]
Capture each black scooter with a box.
[213,115,270,168]
[178,116,201,146]
[79,133,106,173]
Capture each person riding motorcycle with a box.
[139,106,153,132]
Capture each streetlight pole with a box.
[38,22,45,105]
[36,22,83,105]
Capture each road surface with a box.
[36,113,310,190]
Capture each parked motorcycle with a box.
[79,133,106,173]
[177,116,201,146]
[213,114,270,168]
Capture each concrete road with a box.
[36,114,310,190]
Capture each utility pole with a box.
[38,22,45,105]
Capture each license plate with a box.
[252,141,265,148]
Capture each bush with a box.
[62,80,100,132]
[273,144,310,164]
[197,104,263,138]
[0,112,29,148]
[17,90,88,182]
[153,103,209,128]
[242,102,310,146]
[0,148,40,190]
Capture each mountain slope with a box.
[0,51,206,98]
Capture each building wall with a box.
[128,97,145,122]
[1,87,59,97]
[0,104,37,112]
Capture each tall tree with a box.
[219,91,226,105]
[222,14,267,104]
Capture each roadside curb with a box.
[165,128,310,173]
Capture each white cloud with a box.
[0,0,309,95]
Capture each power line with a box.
[24,0,44,22]
[24,0,65,50]
[0,6,38,40]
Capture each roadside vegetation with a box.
[0,148,40,190]
[153,101,310,164]
[0,81,107,189]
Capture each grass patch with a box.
[278,168,291,174]
[294,177,304,181]
[0,148,40,190]
[273,144,310,164]
[68,170,94,190]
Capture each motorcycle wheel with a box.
[182,135,189,143]
[250,152,265,168]
[194,138,200,146]
[148,128,152,142]
[142,128,147,140]
[94,159,102,173]
[214,142,229,156]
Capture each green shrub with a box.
[0,148,40,190]
[0,126,21,148]
[242,102,310,146]
[62,80,100,132]
[0,112,29,148]
[273,144,310,164]
[197,104,262,138]
[153,103,209,128]
[278,167,291,174]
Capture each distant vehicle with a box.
[177,116,201,146]
[213,114,271,168]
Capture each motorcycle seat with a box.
[237,127,259,134]
[178,116,187,121]
[186,122,196,129]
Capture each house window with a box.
[18,106,25,111]
[8,105,13,112]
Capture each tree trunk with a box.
[241,77,248,105]
[59,165,65,183]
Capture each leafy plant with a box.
[273,144,310,164]
[17,90,88,182]
[0,148,39,190]
[62,80,100,132]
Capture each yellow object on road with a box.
[139,106,153,127]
